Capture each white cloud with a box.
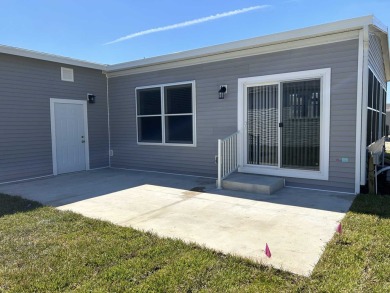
[105,5,271,45]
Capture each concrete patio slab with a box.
[0,168,355,276]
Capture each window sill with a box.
[137,142,197,147]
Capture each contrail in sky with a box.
[105,5,270,45]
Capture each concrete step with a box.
[221,172,284,195]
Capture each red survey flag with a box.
[265,243,271,258]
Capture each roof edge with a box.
[1,15,387,75]
[107,15,376,73]
[0,44,107,70]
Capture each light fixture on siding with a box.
[218,85,227,99]
[87,93,96,104]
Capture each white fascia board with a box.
[372,16,388,34]
[107,15,375,73]
[107,30,359,78]
[0,44,107,70]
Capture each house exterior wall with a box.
[0,53,108,183]
[108,39,359,193]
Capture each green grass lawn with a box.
[1,193,389,292]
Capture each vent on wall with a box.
[61,67,74,82]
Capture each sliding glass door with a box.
[247,84,279,166]
[246,79,321,171]
[281,80,321,170]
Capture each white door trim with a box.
[237,68,331,181]
[50,98,90,175]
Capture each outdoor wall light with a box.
[218,85,227,99]
[87,93,96,104]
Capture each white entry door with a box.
[50,99,89,175]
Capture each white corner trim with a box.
[237,68,331,181]
[355,29,364,193]
[50,99,58,175]
[360,27,370,185]
[50,98,90,175]
[83,101,91,172]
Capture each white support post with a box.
[217,139,222,189]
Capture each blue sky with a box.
[1,0,389,64]
[1,0,389,98]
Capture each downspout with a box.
[358,26,370,189]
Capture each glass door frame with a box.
[243,82,282,170]
[237,69,331,181]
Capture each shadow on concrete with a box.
[0,168,355,214]
[0,193,43,218]
[214,185,355,214]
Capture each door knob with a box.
[81,140,85,143]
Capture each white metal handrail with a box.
[217,131,239,189]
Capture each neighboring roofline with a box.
[106,15,384,73]
[0,44,107,70]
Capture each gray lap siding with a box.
[108,39,359,192]
[0,54,108,183]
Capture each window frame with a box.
[135,81,197,147]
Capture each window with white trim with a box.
[136,81,196,146]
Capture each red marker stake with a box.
[336,223,342,234]
[265,243,271,258]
